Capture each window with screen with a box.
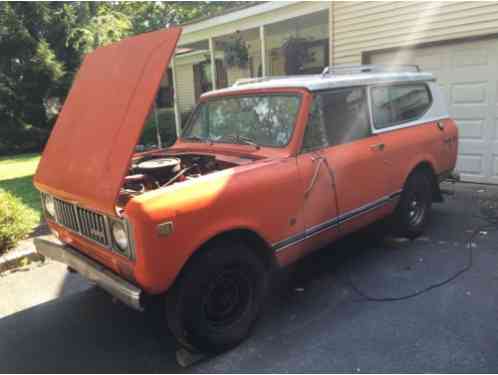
[371,84,432,129]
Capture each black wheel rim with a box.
[203,267,252,327]
[408,192,425,226]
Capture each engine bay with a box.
[117,153,248,207]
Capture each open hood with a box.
[34,28,182,216]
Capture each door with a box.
[316,87,391,235]
[371,39,498,183]
[297,97,339,254]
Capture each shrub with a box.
[0,190,38,255]
[0,117,50,156]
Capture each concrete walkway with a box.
[0,260,91,318]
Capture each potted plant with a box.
[281,36,315,75]
[222,33,249,70]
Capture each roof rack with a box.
[232,76,293,87]
[322,64,420,76]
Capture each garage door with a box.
[371,39,498,184]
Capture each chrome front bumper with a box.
[34,236,143,311]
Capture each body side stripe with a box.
[273,190,402,253]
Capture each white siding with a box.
[175,64,196,113]
[331,1,498,64]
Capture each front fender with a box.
[125,157,303,294]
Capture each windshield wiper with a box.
[237,137,260,149]
[218,134,260,149]
[182,135,208,143]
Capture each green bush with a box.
[0,120,50,156]
[0,190,38,255]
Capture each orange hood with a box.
[34,28,182,216]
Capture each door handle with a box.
[370,143,385,151]
[310,154,325,162]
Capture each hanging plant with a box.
[281,36,315,75]
[222,34,249,69]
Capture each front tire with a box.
[166,241,268,354]
[392,169,433,239]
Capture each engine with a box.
[117,153,239,207]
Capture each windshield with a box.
[182,94,301,147]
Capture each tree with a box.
[0,1,251,155]
[67,8,132,54]
[111,2,251,34]
[0,2,70,154]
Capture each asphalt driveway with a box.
[1,182,498,373]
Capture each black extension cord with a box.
[345,189,498,302]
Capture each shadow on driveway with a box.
[0,287,183,373]
[2,183,498,373]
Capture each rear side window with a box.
[371,84,431,129]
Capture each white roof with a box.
[202,71,435,98]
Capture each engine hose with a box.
[163,167,192,187]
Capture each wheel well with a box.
[193,229,277,270]
[411,161,442,202]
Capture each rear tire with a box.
[392,169,433,239]
[166,240,268,354]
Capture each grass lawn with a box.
[0,153,42,227]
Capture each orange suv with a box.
[34,28,458,353]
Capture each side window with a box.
[320,87,371,146]
[302,95,329,152]
[371,84,431,129]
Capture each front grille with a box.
[76,206,109,246]
[53,198,110,247]
[53,198,79,232]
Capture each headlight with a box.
[112,221,129,252]
[44,195,56,218]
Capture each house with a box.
[164,1,498,184]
